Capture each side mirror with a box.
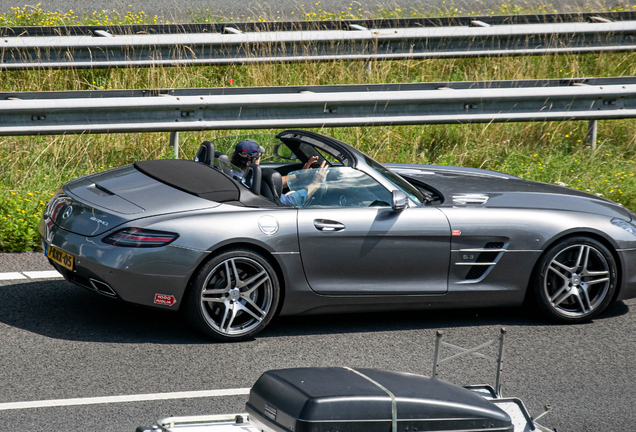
[392,190,408,211]
[273,143,297,160]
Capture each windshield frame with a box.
[363,156,425,206]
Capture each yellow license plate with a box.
[47,245,74,271]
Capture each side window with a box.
[286,167,392,209]
[273,143,300,162]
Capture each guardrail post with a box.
[432,330,443,378]
[494,327,506,398]
[587,120,598,149]
[169,131,179,159]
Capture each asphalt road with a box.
[2,0,635,429]
[0,0,629,22]
[1,251,635,431]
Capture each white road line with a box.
[0,388,251,411]
[0,270,63,280]
[22,270,63,279]
[0,272,26,280]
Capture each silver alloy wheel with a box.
[199,256,273,336]
[543,244,611,318]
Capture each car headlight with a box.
[611,218,636,236]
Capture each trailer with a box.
[137,330,553,432]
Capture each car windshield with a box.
[364,156,425,205]
[287,167,393,208]
[211,156,243,176]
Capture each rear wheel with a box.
[533,236,617,323]
[186,249,280,341]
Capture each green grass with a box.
[2,4,636,252]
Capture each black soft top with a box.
[134,159,277,207]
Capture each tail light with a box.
[43,187,65,221]
[102,228,179,248]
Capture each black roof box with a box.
[246,367,512,432]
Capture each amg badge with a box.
[90,216,109,226]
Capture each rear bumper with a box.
[40,218,208,310]
[49,259,120,298]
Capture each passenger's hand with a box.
[302,156,319,170]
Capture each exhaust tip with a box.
[89,278,117,297]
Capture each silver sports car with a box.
[40,130,636,341]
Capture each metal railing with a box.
[1,76,633,155]
[2,12,636,69]
[5,12,636,37]
[432,328,507,397]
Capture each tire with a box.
[186,249,280,341]
[532,236,617,323]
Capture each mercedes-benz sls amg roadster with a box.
[40,130,636,340]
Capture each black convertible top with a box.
[134,159,277,207]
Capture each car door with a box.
[295,167,451,295]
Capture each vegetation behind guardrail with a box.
[2,3,636,252]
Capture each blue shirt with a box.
[234,170,306,206]
[280,190,307,207]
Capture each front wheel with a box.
[186,249,280,341]
[532,236,617,323]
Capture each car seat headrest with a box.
[194,141,215,166]
[261,168,283,201]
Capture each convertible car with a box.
[40,130,636,340]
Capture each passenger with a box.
[230,139,265,179]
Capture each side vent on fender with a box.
[466,266,489,280]
[452,194,489,205]
[463,242,506,281]
[485,242,504,249]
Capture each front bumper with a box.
[40,218,207,310]
[616,248,636,301]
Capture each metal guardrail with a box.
[2,12,636,69]
[1,76,633,153]
[4,12,636,36]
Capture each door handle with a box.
[313,219,345,231]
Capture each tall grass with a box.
[1,4,636,251]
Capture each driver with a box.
[230,141,326,207]
[281,161,328,207]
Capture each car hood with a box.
[389,164,634,221]
[55,165,219,236]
